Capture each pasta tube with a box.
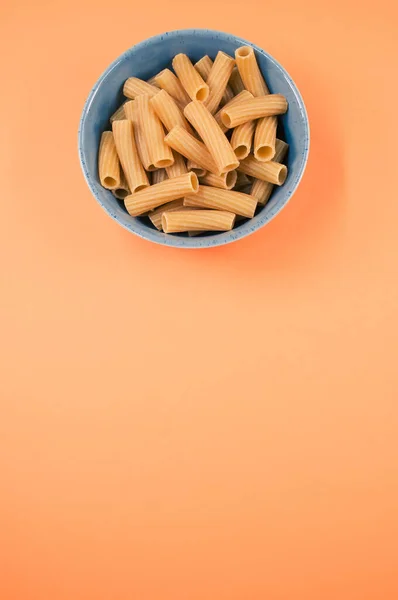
[123,100,135,120]
[152,68,191,107]
[172,54,209,102]
[110,102,126,123]
[254,116,277,161]
[165,126,218,175]
[147,76,160,87]
[235,46,269,96]
[251,139,289,204]
[112,171,130,199]
[194,56,234,105]
[184,185,257,218]
[184,101,239,174]
[123,77,160,99]
[111,121,149,193]
[135,95,174,169]
[148,199,185,230]
[124,100,156,172]
[98,131,120,189]
[193,55,213,80]
[150,89,193,133]
[124,172,199,216]
[220,95,288,128]
[231,120,256,160]
[199,170,237,190]
[151,169,168,184]
[165,151,188,178]
[229,67,245,95]
[214,90,253,132]
[202,51,235,114]
[162,210,235,233]
[239,155,287,185]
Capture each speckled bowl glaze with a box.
[79,29,309,248]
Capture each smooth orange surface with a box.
[1,1,398,598]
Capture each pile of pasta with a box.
[98,46,288,235]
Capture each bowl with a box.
[78,29,309,248]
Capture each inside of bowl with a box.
[79,29,309,247]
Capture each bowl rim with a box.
[78,28,310,249]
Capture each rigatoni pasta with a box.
[229,67,245,95]
[235,46,269,96]
[220,94,288,128]
[135,95,174,169]
[254,116,277,161]
[172,54,209,102]
[151,206,201,230]
[111,120,149,193]
[124,100,156,172]
[214,90,254,132]
[199,170,237,190]
[112,171,130,199]
[98,131,120,189]
[123,77,160,99]
[184,185,257,218]
[165,126,219,175]
[194,56,234,105]
[162,210,235,233]
[148,199,185,230]
[239,155,288,185]
[251,139,289,204]
[152,69,191,107]
[184,101,239,174]
[250,179,274,206]
[166,151,188,178]
[150,89,193,133]
[98,46,291,236]
[124,172,199,216]
[231,120,256,160]
[110,103,126,123]
[194,56,213,77]
[203,51,235,114]
[147,76,160,87]
[122,100,134,120]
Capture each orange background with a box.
[1,0,398,598]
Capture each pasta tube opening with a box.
[189,171,199,192]
[156,158,174,168]
[221,113,233,128]
[256,145,274,161]
[277,165,288,184]
[196,87,208,102]
[113,188,130,200]
[235,146,248,159]
[226,171,237,189]
[235,47,252,58]
[104,176,117,188]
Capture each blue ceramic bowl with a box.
[79,29,309,248]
